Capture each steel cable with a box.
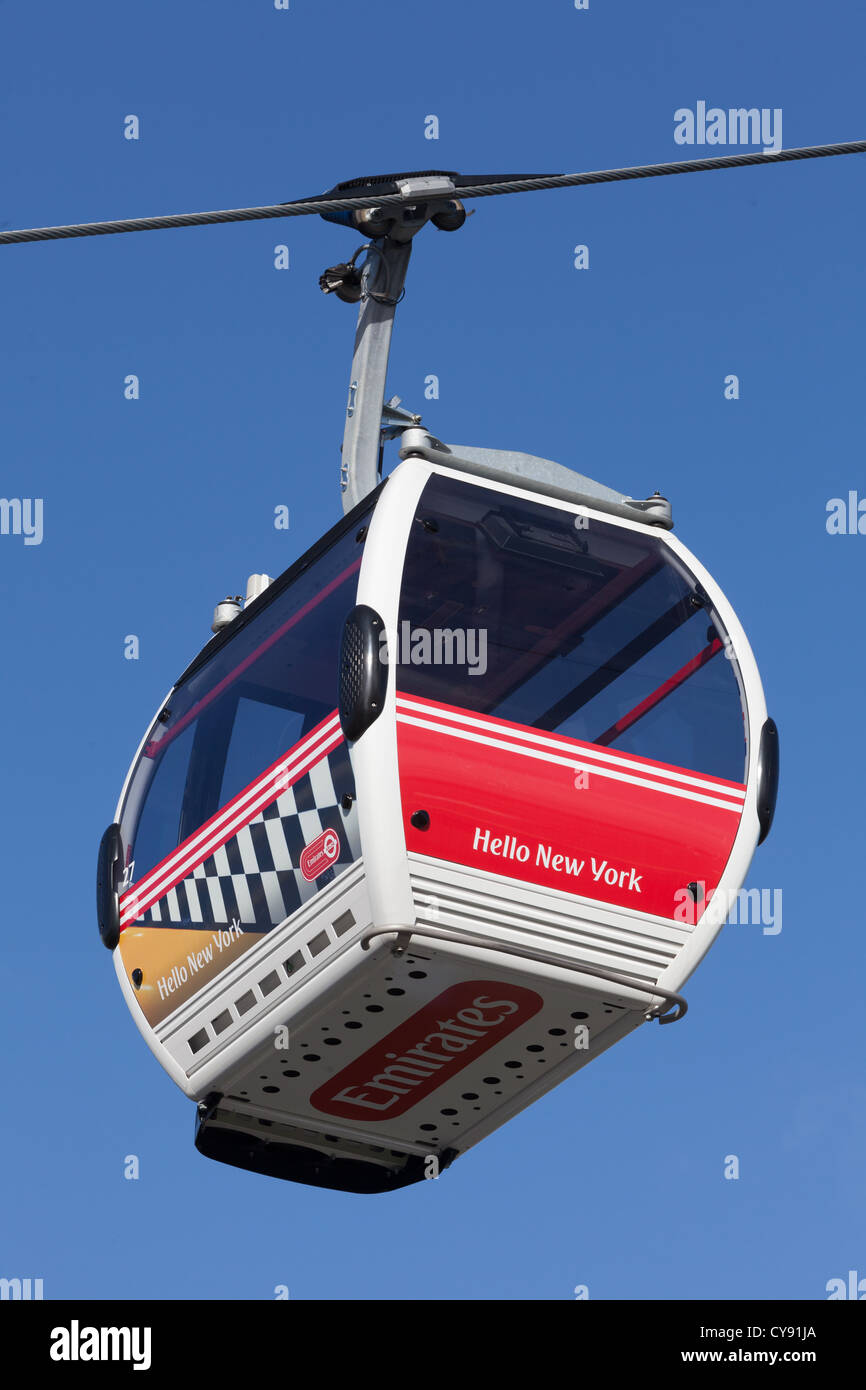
[1,140,864,246]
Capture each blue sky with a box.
[1,0,864,1300]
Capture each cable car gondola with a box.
[10,145,853,1191]
[99,426,776,1192]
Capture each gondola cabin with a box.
[98,432,778,1192]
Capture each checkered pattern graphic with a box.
[140,742,360,931]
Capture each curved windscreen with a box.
[119,516,369,885]
[397,475,746,782]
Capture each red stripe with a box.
[396,691,746,797]
[120,712,341,929]
[594,638,724,747]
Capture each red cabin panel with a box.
[398,694,745,922]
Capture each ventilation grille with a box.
[339,621,365,718]
[338,605,386,742]
[409,866,685,983]
[185,907,357,1057]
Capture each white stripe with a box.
[123,717,339,911]
[212,844,231,877]
[264,816,293,872]
[235,825,258,877]
[231,874,257,925]
[120,720,341,925]
[205,875,227,923]
[299,808,324,845]
[309,755,338,808]
[275,785,298,818]
[343,805,361,860]
[397,713,743,814]
[296,866,318,904]
[185,878,203,924]
[260,871,287,924]
[396,697,745,803]
[397,696,746,801]
[121,728,336,924]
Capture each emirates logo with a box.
[311,980,543,1120]
[300,829,341,881]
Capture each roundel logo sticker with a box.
[300,829,341,881]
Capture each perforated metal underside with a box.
[208,946,643,1177]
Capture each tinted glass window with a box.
[397,475,746,781]
[119,514,368,880]
[127,723,195,885]
[220,697,305,807]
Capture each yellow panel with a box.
[119,924,263,1027]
